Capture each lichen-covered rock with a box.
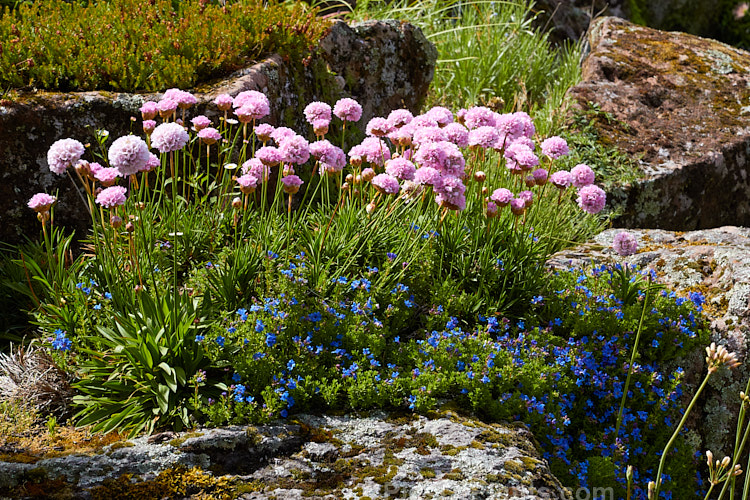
[0,412,570,499]
[0,20,436,245]
[548,226,750,457]
[568,17,750,230]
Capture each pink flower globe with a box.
[613,231,638,256]
[28,193,57,213]
[576,185,607,214]
[96,185,127,208]
[109,135,150,176]
[47,138,85,175]
[151,123,189,153]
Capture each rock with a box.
[548,226,750,457]
[567,17,750,230]
[0,20,436,245]
[0,412,570,499]
[530,0,627,45]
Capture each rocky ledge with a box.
[0,412,568,499]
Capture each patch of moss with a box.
[88,465,236,500]
[420,467,436,478]
[168,431,205,448]
[443,469,465,481]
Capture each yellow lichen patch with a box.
[88,465,236,500]
[0,420,129,464]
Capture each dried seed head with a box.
[706,343,740,372]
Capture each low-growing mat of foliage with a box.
[0,0,329,91]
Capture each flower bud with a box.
[481,186,488,195]
[365,202,376,214]
[345,174,354,183]
[110,215,123,228]
[474,171,486,183]
[126,222,135,233]
[706,450,714,468]
[232,197,242,209]
[342,182,350,191]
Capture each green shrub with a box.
[0,0,329,91]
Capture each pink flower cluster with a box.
[96,185,127,208]
[47,138,85,175]
[151,123,189,153]
[613,231,638,256]
[28,193,57,213]
[108,135,150,176]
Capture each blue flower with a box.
[232,373,242,382]
[255,319,265,333]
[51,330,72,352]
[215,336,226,347]
[266,333,277,347]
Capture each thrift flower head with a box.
[214,93,233,111]
[576,184,607,214]
[366,117,393,137]
[613,231,638,256]
[464,106,496,129]
[413,166,440,186]
[434,175,466,209]
[532,168,548,185]
[191,115,211,131]
[242,158,270,182]
[174,90,197,109]
[310,140,346,173]
[233,90,270,117]
[94,167,120,186]
[151,123,189,153]
[254,123,275,143]
[385,157,417,181]
[270,127,296,144]
[96,185,127,208]
[304,101,332,126]
[361,167,376,182]
[486,201,498,218]
[410,115,439,129]
[443,122,469,148]
[518,190,534,207]
[198,127,221,145]
[350,137,390,166]
[469,126,500,149]
[142,153,160,173]
[387,108,414,128]
[236,174,259,194]
[47,138,85,175]
[388,128,413,147]
[256,146,283,166]
[108,135,150,176]
[279,135,310,165]
[442,142,466,177]
[28,193,57,213]
[281,175,303,194]
[333,97,363,122]
[510,197,526,215]
[490,188,513,207]
[313,119,329,136]
[512,111,535,139]
[549,170,573,189]
[140,101,158,120]
[570,163,596,188]
[142,120,156,135]
[372,173,400,195]
[157,98,178,118]
[541,136,570,159]
[412,126,446,147]
[413,141,447,171]
[425,106,453,127]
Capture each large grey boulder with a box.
[568,17,750,230]
[0,20,436,245]
[0,412,570,499]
